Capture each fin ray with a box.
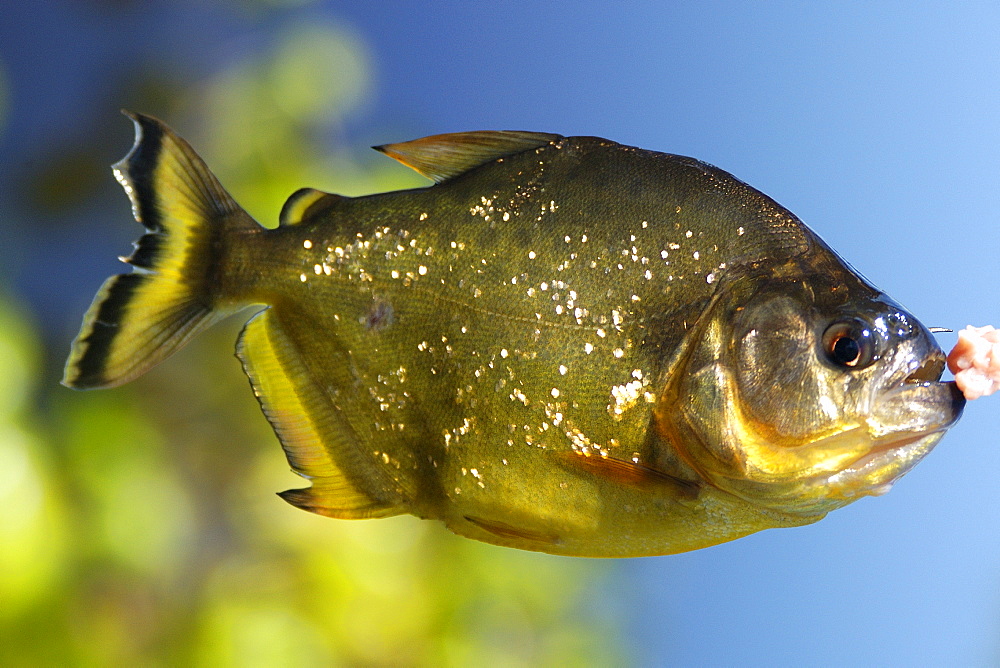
[63,111,256,389]
[237,309,402,519]
[374,130,561,183]
[555,451,700,500]
[464,515,561,547]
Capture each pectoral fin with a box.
[555,451,700,500]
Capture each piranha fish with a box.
[64,112,965,557]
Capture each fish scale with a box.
[270,143,714,507]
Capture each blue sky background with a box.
[4,2,1000,664]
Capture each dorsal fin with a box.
[374,130,562,183]
[279,187,344,226]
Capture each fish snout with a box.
[874,345,964,436]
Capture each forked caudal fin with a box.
[63,111,258,389]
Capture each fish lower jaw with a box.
[710,429,945,516]
[820,430,944,501]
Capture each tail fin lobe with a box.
[63,111,256,389]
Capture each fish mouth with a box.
[876,346,965,412]
[882,347,964,424]
[901,352,946,386]
[828,350,966,500]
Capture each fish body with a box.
[64,113,964,556]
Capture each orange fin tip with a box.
[374,130,561,183]
[556,451,700,499]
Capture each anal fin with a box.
[237,309,401,519]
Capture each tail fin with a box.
[63,111,257,389]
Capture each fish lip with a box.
[900,378,966,419]
[879,347,965,426]
[827,351,965,500]
[880,368,965,428]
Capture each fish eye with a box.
[822,319,877,370]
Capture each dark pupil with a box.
[831,335,861,366]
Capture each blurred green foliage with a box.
[3,12,625,667]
